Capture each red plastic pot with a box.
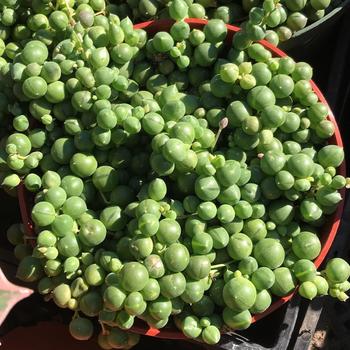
[17,18,346,340]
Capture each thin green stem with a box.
[16,155,27,160]
[64,0,76,26]
[211,261,234,270]
[99,191,110,205]
[63,0,91,63]
[210,269,223,279]
[99,320,108,335]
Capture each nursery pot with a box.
[280,0,350,54]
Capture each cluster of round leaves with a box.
[75,0,335,48]
[233,0,333,48]
[0,0,349,347]
[103,0,245,23]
